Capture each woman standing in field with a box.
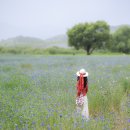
[76,68,89,120]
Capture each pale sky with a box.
[0,0,130,40]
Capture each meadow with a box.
[0,55,130,130]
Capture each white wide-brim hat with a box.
[76,68,88,77]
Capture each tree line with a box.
[67,21,130,55]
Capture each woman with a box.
[76,68,89,119]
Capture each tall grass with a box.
[0,46,85,55]
[0,55,130,129]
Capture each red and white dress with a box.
[76,74,89,119]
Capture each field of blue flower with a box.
[0,55,130,130]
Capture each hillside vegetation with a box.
[0,24,130,55]
[0,35,68,48]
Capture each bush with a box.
[0,46,86,55]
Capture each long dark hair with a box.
[77,76,88,88]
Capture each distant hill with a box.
[0,36,45,48]
[2,36,44,43]
[44,34,68,48]
[45,34,67,42]
[0,25,130,49]
[0,35,69,48]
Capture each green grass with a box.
[0,55,130,130]
[1,46,128,56]
[0,46,86,55]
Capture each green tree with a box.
[67,21,110,55]
[112,25,130,53]
[67,23,86,50]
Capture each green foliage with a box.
[122,78,130,94]
[67,23,86,50]
[67,21,110,55]
[21,63,32,69]
[0,46,86,55]
[111,25,130,53]
[45,47,85,55]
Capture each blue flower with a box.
[41,122,44,126]
[100,116,105,121]
[59,114,62,118]
[54,124,56,127]
[47,125,51,130]
[32,121,36,125]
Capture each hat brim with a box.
[76,71,88,77]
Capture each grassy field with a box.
[0,55,130,130]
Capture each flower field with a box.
[0,55,130,130]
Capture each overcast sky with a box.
[0,0,130,40]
